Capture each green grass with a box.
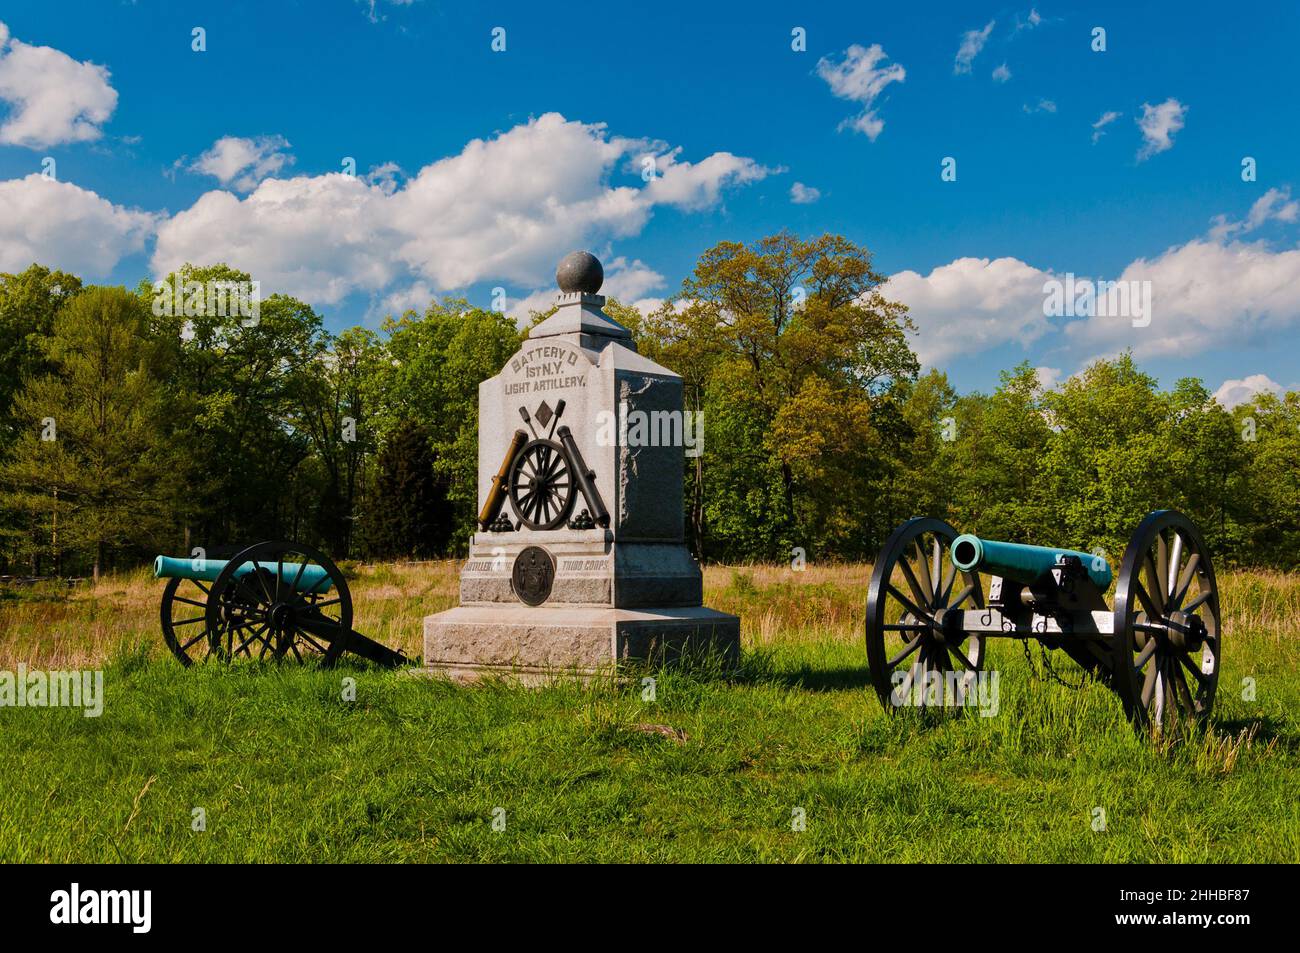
[1,561,1298,862]
[2,635,1297,862]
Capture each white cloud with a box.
[1208,187,1299,240]
[816,44,906,141]
[601,256,665,303]
[1091,110,1121,144]
[0,20,117,148]
[1213,374,1284,408]
[1065,237,1300,359]
[503,255,666,326]
[1035,366,1063,390]
[992,63,1011,83]
[790,181,821,204]
[954,21,995,74]
[1023,99,1056,114]
[0,174,155,276]
[153,114,773,305]
[1136,98,1187,160]
[881,256,1054,366]
[887,187,1300,369]
[642,148,772,211]
[189,135,294,192]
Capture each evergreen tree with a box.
[0,287,166,578]
[367,420,453,558]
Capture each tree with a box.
[637,231,918,559]
[0,287,166,578]
[371,298,520,550]
[141,264,331,551]
[367,419,452,558]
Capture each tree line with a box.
[2,233,1297,578]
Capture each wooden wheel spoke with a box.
[1182,590,1212,612]
[949,583,975,610]
[947,642,977,671]
[897,559,931,612]
[1141,655,1160,706]
[1170,553,1201,610]
[887,635,924,668]
[1133,639,1158,672]
[1141,554,1166,614]
[1172,664,1197,713]
[1132,580,1162,623]
[886,584,933,624]
[930,538,943,599]
[1155,532,1169,603]
[1166,534,1184,600]
[1175,649,1209,685]
[180,630,209,651]
[913,539,933,602]
[937,560,957,606]
[234,623,269,656]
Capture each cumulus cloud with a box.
[503,255,666,326]
[0,174,155,276]
[0,20,117,148]
[816,44,905,141]
[1035,366,1063,390]
[155,113,773,304]
[1091,110,1121,144]
[1208,187,1299,241]
[1213,374,1284,409]
[881,256,1054,366]
[189,135,294,192]
[954,21,995,74]
[790,182,821,204]
[1136,98,1187,160]
[884,186,1300,370]
[1064,237,1300,359]
[992,63,1011,83]
[1023,98,1057,114]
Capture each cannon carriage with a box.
[155,539,407,668]
[865,510,1221,730]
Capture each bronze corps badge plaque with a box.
[512,546,555,606]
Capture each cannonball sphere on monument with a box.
[556,251,603,294]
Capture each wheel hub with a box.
[931,607,963,644]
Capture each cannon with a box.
[154,539,409,668]
[865,510,1221,731]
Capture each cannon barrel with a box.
[153,555,334,593]
[950,535,1112,590]
[557,425,609,527]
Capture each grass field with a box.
[1,561,1297,862]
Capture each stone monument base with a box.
[422,604,740,682]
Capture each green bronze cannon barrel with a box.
[153,555,334,593]
[950,535,1112,590]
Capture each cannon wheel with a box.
[866,518,986,711]
[508,438,575,530]
[204,540,353,666]
[1112,510,1221,731]
[160,576,218,666]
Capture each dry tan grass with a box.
[0,560,1295,668]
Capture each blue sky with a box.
[0,0,1297,398]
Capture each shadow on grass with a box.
[1212,714,1297,749]
[766,665,874,693]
